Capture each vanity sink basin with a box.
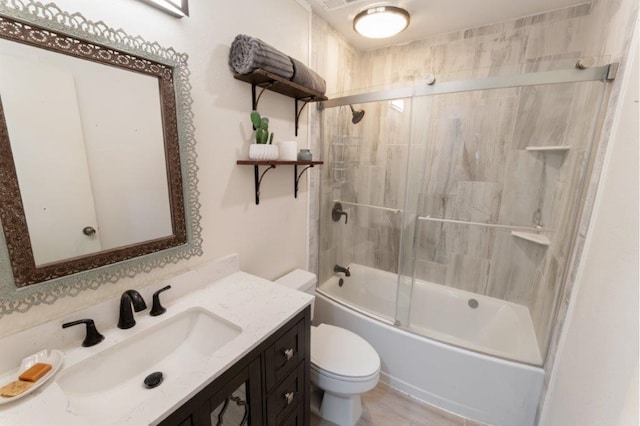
[57,308,241,421]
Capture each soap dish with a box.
[0,349,63,405]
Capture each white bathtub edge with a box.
[315,290,545,426]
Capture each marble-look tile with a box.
[524,51,583,72]
[523,16,586,61]
[486,231,547,304]
[445,253,491,294]
[498,149,563,228]
[417,222,448,265]
[512,84,575,150]
[414,259,448,285]
[513,3,591,30]
[530,254,564,354]
[384,144,409,209]
[450,181,501,224]
[485,30,529,76]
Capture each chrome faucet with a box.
[118,290,147,329]
[334,264,351,277]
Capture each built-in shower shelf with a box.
[525,145,571,152]
[237,160,323,204]
[511,231,550,246]
[234,69,328,137]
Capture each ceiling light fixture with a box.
[353,6,410,39]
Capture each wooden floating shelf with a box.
[237,160,323,204]
[511,231,550,246]
[234,70,328,101]
[237,160,323,166]
[234,69,328,137]
[525,145,571,152]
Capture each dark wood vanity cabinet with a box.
[159,307,311,426]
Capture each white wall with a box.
[540,27,639,426]
[0,0,313,336]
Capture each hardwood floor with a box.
[310,382,487,426]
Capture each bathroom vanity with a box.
[161,308,310,425]
[0,258,313,425]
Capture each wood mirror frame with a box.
[0,1,201,315]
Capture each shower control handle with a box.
[332,202,348,224]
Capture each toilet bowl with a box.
[276,270,380,426]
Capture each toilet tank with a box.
[275,269,317,295]
[275,269,317,318]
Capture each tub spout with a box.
[334,264,351,277]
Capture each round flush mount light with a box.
[353,6,410,39]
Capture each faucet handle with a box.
[62,319,104,347]
[150,285,171,317]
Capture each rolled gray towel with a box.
[229,34,294,79]
[290,57,326,95]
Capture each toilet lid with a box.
[311,324,380,378]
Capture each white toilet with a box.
[276,269,380,426]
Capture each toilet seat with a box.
[311,324,380,379]
[311,363,379,383]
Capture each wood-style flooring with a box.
[310,382,487,426]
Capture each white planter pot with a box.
[248,144,279,161]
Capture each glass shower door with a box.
[395,78,608,365]
[318,99,414,323]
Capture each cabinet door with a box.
[209,357,263,426]
[160,358,262,426]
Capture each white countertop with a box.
[0,268,313,425]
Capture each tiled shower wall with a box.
[412,81,603,357]
[310,0,637,361]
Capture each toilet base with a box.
[319,391,363,426]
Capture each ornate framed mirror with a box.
[0,0,201,316]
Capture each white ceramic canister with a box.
[278,140,298,161]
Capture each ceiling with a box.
[308,0,587,50]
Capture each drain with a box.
[468,298,479,309]
[338,278,344,287]
[144,371,164,389]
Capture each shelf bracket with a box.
[294,164,314,198]
[295,97,313,136]
[253,165,276,205]
[251,81,275,111]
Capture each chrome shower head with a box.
[349,104,365,124]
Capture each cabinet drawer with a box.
[265,319,306,391]
[266,362,305,425]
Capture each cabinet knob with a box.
[283,348,294,361]
[284,391,295,405]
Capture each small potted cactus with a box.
[248,110,279,160]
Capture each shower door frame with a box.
[321,65,614,109]
[320,63,615,365]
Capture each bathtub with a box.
[314,264,544,426]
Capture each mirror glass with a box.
[0,1,200,300]
[0,38,174,267]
